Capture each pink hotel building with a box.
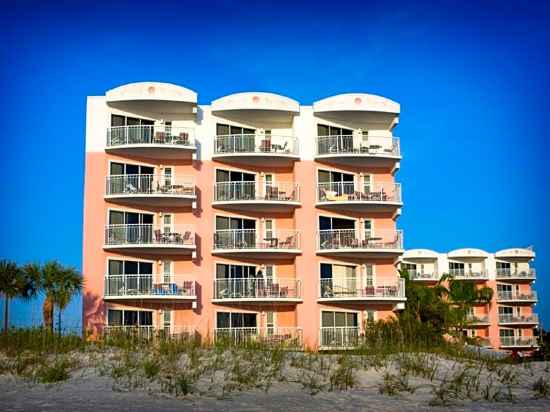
[82,82,538,351]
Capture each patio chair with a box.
[178,132,189,145]
[181,231,192,245]
[155,131,166,144]
[279,236,294,249]
[154,230,164,244]
[125,183,138,193]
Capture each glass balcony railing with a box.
[318,229,403,250]
[213,229,300,251]
[213,278,301,300]
[214,181,299,202]
[107,125,195,148]
[214,327,303,347]
[106,174,195,197]
[214,134,298,156]
[319,278,405,300]
[317,135,400,157]
[104,275,196,299]
[317,182,401,203]
[104,224,195,247]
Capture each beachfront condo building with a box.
[401,248,539,351]
[82,82,405,350]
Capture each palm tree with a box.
[0,260,38,334]
[27,261,83,334]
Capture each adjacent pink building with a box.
[401,248,539,352]
[82,81,538,352]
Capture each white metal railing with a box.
[104,224,195,247]
[320,326,360,348]
[214,327,303,346]
[320,277,405,299]
[103,325,196,340]
[496,268,536,279]
[317,182,401,203]
[500,336,538,347]
[466,314,490,324]
[214,134,299,155]
[107,125,195,147]
[104,275,196,298]
[213,278,301,300]
[106,174,195,197]
[214,229,300,250]
[214,181,300,202]
[497,291,538,301]
[318,229,403,250]
[409,270,439,281]
[498,314,539,324]
[317,135,400,156]
[448,269,489,279]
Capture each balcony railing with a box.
[448,269,489,279]
[104,224,195,247]
[106,174,195,197]
[409,270,439,281]
[213,278,301,300]
[496,268,536,280]
[103,325,196,340]
[104,275,196,298]
[213,327,303,347]
[317,135,400,157]
[320,326,360,348]
[318,229,403,250]
[214,181,300,202]
[107,125,195,148]
[320,277,405,300]
[497,291,538,302]
[498,314,539,324]
[317,182,401,203]
[213,229,300,250]
[500,336,538,347]
[214,134,298,155]
[466,315,490,324]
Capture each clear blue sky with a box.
[1,0,549,330]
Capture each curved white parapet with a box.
[447,248,490,259]
[106,82,197,104]
[211,92,300,113]
[402,248,439,259]
[495,248,535,259]
[105,82,197,115]
[313,93,400,114]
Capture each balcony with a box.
[104,224,196,256]
[105,174,196,208]
[466,315,491,325]
[319,278,405,303]
[499,336,538,348]
[106,125,196,159]
[316,182,402,213]
[319,327,361,350]
[497,291,538,303]
[213,327,303,347]
[496,268,536,281]
[448,269,489,281]
[315,136,400,167]
[409,270,439,281]
[212,134,299,166]
[317,229,403,258]
[213,278,301,304]
[213,229,300,259]
[213,181,300,212]
[104,274,196,302]
[498,314,539,325]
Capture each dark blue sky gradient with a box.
[1,0,549,329]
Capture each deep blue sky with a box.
[1,0,549,330]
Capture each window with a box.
[449,262,465,275]
[266,311,276,335]
[108,309,152,326]
[164,167,173,186]
[111,114,154,127]
[318,170,354,196]
[321,311,358,328]
[216,263,257,279]
[108,259,153,275]
[163,260,172,283]
[163,311,171,334]
[163,214,173,235]
[499,328,514,338]
[401,263,417,274]
[365,310,375,323]
[364,220,372,238]
[364,264,374,287]
[108,211,153,225]
[265,219,274,239]
[317,124,353,137]
[216,312,257,328]
[215,169,256,200]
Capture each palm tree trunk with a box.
[43,296,54,332]
[58,307,62,336]
[3,295,9,335]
